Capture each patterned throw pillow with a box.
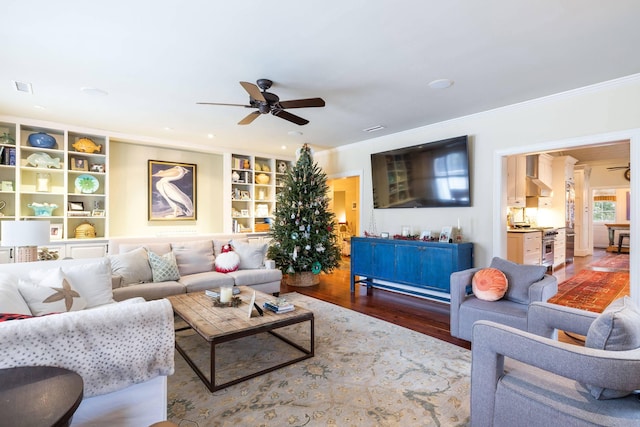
[0,313,33,322]
[148,250,181,282]
[18,268,87,316]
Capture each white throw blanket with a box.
[0,298,175,397]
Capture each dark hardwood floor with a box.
[280,249,610,351]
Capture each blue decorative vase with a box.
[27,132,57,149]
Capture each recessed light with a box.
[33,105,46,110]
[281,145,287,150]
[207,133,215,139]
[13,80,33,94]
[428,79,453,89]
[363,125,385,133]
[163,127,173,131]
[80,87,108,96]
[288,131,303,136]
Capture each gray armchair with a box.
[471,300,640,426]
[450,257,557,341]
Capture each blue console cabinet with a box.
[350,237,474,301]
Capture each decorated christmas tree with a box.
[268,144,341,284]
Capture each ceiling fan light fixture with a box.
[428,78,454,89]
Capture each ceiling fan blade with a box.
[279,98,326,109]
[239,81,266,102]
[272,109,309,126]
[197,102,252,108]
[238,111,261,125]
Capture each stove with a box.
[541,229,558,268]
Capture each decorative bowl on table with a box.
[27,202,58,216]
[27,132,57,149]
[75,174,99,194]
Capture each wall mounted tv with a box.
[371,135,471,208]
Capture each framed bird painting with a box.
[148,160,197,220]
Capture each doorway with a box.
[327,175,360,258]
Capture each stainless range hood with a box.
[526,155,552,197]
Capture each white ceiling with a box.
[2,1,640,157]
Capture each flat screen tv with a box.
[371,135,471,208]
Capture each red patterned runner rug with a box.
[588,253,630,270]
[548,270,630,313]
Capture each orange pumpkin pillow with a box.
[472,268,508,301]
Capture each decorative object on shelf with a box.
[420,230,432,241]
[239,190,250,200]
[71,157,89,171]
[27,132,57,149]
[74,174,99,194]
[74,222,96,239]
[254,163,261,171]
[1,147,16,165]
[240,209,249,217]
[49,223,63,240]
[26,152,62,169]
[91,209,105,217]
[71,137,102,154]
[401,225,411,237]
[255,204,269,217]
[0,220,51,262]
[0,200,5,216]
[267,144,341,282]
[243,159,250,169]
[36,173,50,192]
[255,173,270,184]
[277,161,287,173]
[0,181,12,191]
[38,247,60,260]
[68,201,84,211]
[261,164,270,172]
[231,171,240,182]
[0,132,15,145]
[90,163,105,173]
[148,160,196,220]
[27,202,58,216]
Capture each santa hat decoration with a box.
[215,242,240,273]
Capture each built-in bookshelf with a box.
[230,154,292,233]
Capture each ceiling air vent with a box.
[363,125,385,133]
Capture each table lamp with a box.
[1,220,50,262]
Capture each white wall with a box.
[109,140,225,236]
[315,75,640,270]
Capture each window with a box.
[593,198,616,222]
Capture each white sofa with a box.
[0,257,175,426]
[107,233,282,301]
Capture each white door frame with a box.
[494,128,639,306]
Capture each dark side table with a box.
[0,366,83,427]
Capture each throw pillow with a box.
[472,268,508,301]
[584,296,640,399]
[18,269,87,315]
[0,313,33,322]
[148,250,181,282]
[214,244,240,273]
[489,257,546,304]
[109,246,153,286]
[231,240,268,270]
[30,259,115,308]
[0,273,32,315]
[171,240,215,276]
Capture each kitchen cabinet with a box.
[550,156,578,228]
[538,153,553,188]
[554,228,566,268]
[350,237,473,301]
[507,155,526,207]
[507,231,541,265]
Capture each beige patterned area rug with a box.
[167,293,471,427]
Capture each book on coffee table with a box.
[263,300,295,314]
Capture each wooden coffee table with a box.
[168,286,314,392]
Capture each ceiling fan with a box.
[197,79,325,126]
[607,162,631,181]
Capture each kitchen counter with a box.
[507,228,542,233]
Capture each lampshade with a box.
[1,221,50,262]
